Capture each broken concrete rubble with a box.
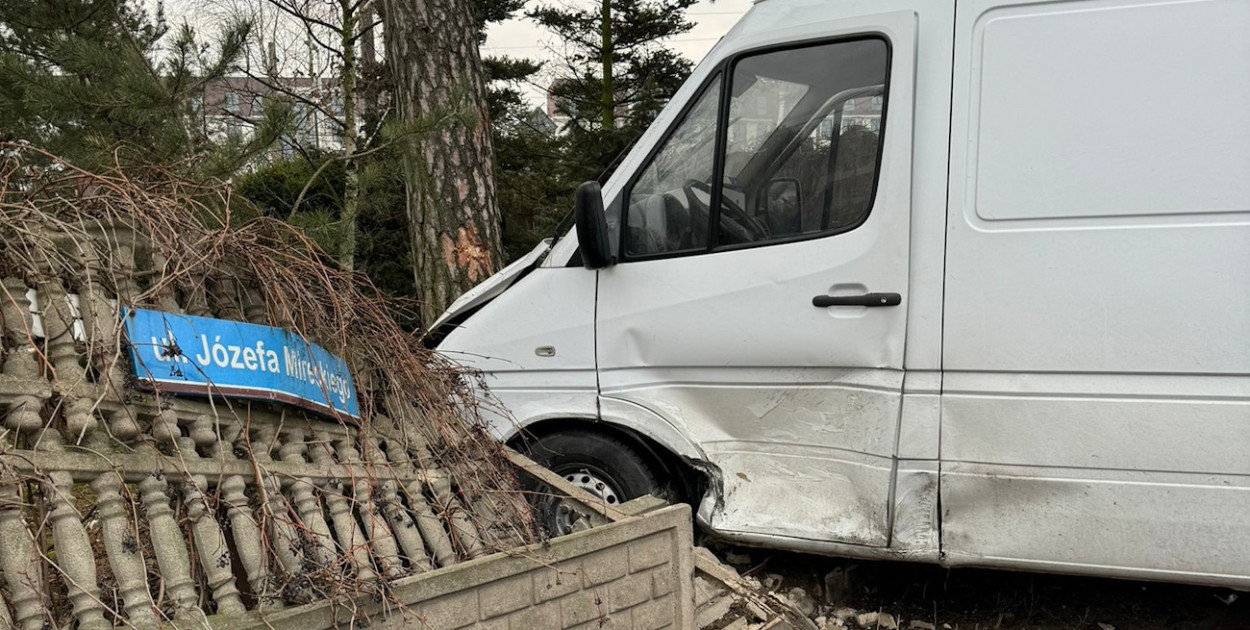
[832,607,859,625]
[856,612,880,627]
[783,587,819,617]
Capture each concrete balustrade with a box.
[0,219,539,626]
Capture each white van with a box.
[432,0,1250,589]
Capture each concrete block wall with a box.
[231,503,696,630]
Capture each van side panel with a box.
[942,0,1250,586]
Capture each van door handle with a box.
[812,292,901,307]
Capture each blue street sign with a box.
[124,308,360,421]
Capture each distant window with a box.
[224,90,240,114]
[729,77,807,155]
[293,102,319,149]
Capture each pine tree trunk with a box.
[380,0,504,327]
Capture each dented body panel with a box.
[436,0,1250,589]
[595,2,925,551]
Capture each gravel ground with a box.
[707,543,1249,630]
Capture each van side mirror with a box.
[574,181,613,269]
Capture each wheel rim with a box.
[560,468,622,505]
[542,467,626,537]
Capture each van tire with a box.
[523,430,666,511]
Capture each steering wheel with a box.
[683,179,769,244]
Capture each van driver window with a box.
[719,39,888,247]
[623,76,721,257]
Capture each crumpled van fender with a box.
[597,395,722,508]
[595,396,707,461]
[498,395,721,498]
[498,395,707,461]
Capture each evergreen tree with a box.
[0,0,262,170]
[528,0,696,180]
[480,54,575,261]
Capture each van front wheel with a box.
[524,430,665,509]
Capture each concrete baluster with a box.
[381,408,475,563]
[0,590,12,628]
[0,477,47,630]
[141,410,199,619]
[18,330,109,630]
[412,423,498,556]
[365,438,432,572]
[426,462,487,560]
[149,251,183,315]
[101,234,146,442]
[110,223,143,307]
[207,415,270,603]
[248,424,305,578]
[401,476,459,567]
[212,277,245,322]
[335,432,405,578]
[354,481,405,577]
[239,283,268,325]
[178,413,244,615]
[278,427,335,569]
[43,468,109,629]
[0,277,47,443]
[92,473,157,628]
[74,227,137,442]
[308,428,376,582]
[182,283,212,318]
[75,227,113,346]
[35,272,98,445]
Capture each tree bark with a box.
[380,0,504,327]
